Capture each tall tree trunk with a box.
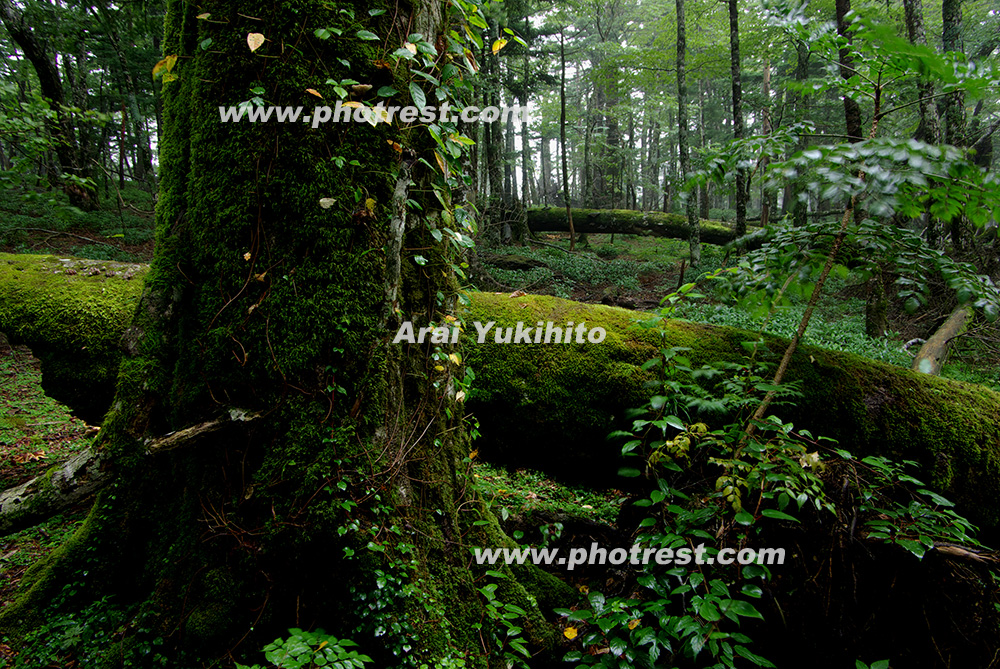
[791,40,810,227]
[0,1,561,666]
[942,0,966,250]
[729,0,747,236]
[760,58,773,227]
[698,80,710,220]
[560,30,576,250]
[676,0,699,264]
[835,0,864,143]
[903,0,942,247]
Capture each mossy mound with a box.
[0,254,148,423]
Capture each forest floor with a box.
[0,336,91,627]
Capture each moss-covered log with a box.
[462,293,1000,531]
[0,255,146,423]
[5,254,1000,535]
[526,206,739,245]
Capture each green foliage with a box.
[558,278,992,668]
[0,591,174,668]
[236,629,372,669]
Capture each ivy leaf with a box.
[356,30,380,41]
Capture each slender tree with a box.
[676,0,699,264]
[728,0,747,237]
[560,29,576,250]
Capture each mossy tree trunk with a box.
[0,1,560,666]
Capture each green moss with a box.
[462,293,1000,530]
[0,254,148,422]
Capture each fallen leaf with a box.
[247,33,265,52]
[319,198,337,209]
[508,290,526,298]
[306,88,323,98]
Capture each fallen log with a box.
[526,207,740,246]
[912,305,972,375]
[3,253,1000,531]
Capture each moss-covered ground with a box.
[0,338,89,634]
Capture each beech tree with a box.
[0,0,563,666]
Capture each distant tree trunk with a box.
[540,133,553,205]
[942,0,966,251]
[791,40,810,227]
[504,105,514,201]
[760,58,773,228]
[729,0,747,236]
[677,0,699,263]
[560,30,576,250]
[835,0,864,143]
[698,81,710,220]
[903,0,942,247]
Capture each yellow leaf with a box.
[578,585,589,594]
[387,140,402,153]
[434,150,448,176]
[435,365,445,371]
[563,627,578,640]
[195,12,210,19]
[456,390,466,403]
[491,38,508,55]
[404,42,417,54]
[365,198,376,213]
[243,252,251,261]
[444,315,457,322]
[467,447,476,458]
[255,272,266,282]
[247,33,265,52]
[448,353,460,365]
[306,88,323,98]
[342,101,363,109]
[152,54,177,78]
[628,619,640,630]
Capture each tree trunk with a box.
[912,306,972,375]
[835,0,864,143]
[560,30,576,251]
[676,0,699,264]
[0,2,562,665]
[903,0,943,246]
[942,0,967,251]
[729,0,747,237]
[760,58,773,228]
